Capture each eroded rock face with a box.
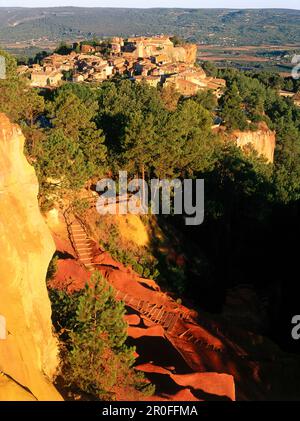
[0,114,61,401]
[232,122,276,163]
[164,44,197,64]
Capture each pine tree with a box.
[50,271,154,400]
[0,49,44,124]
[220,82,248,131]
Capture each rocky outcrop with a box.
[0,114,61,401]
[131,37,197,64]
[160,43,197,64]
[136,363,235,401]
[170,44,197,64]
[231,122,276,163]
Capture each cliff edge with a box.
[0,114,61,401]
[231,122,276,163]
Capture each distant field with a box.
[197,44,300,73]
[199,55,270,62]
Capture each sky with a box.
[1,1,299,10]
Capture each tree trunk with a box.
[141,164,145,207]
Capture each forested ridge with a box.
[0,8,300,46]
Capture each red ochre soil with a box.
[49,219,299,401]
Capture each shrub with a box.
[46,255,58,281]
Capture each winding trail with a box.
[63,202,249,377]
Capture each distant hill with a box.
[0,7,300,46]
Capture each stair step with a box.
[161,312,169,324]
[76,245,93,249]
[167,314,179,332]
[162,313,173,328]
[77,244,92,248]
[77,248,93,253]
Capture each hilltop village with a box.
[17,35,225,97]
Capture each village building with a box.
[111,43,121,54]
[134,75,161,88]
[153,53,171,65]
[111,37,124,47]
[17,65,29,75]
[81,44,96,54]
[31,70,63,87]
[164,76,199,96]
[20,35,226,96]
[72,73,85,83]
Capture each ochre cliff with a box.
[171,44,197,64]
[231,122,276,163]
[0,114,61,401]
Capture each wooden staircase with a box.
[69,219,94,270]
[114,290,186,334]
[64,207,224,355]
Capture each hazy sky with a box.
[1,1,299,10]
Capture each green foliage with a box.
[159,84,180,111]
[34,84,107,190]
[156,99,216,178]
[32,50,49,65]
[165,264,187,296]
[193,89,217,111]
[36,129,92,190]
[170,35,185,46]
[271,115,300,203]
[71,198,90,216]
[219,82,248,131]
[46,255,58,281]
[218,69,281,129]
[97,80,217,179]
[249,71,284,91]
[216,68,300,204]
[49,271,154,400]
[99,222,160,280]
[201,61,218,77]
[62,69,73,81]
[47,88,98,141]
[204,143,274,213]
[54,41,73,55]
[0,49,44,124]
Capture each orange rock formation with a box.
[231,122,276,163]
[0,114,62,401]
